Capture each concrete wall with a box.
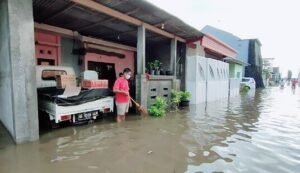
[229,78,241,97]
[0,0,14,136]
[0,0,39,143]
[206,58,229,102]
[186,41,205,57]
[186,56,207,104]
[60,37,81,76]
[186,56,229,104]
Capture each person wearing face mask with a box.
[113,68,132,122]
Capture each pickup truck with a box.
[36,66,114,128]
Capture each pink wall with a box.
[84,51,135,77]
[201,35,237,58]
[35,32,61,65]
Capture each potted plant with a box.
[148,96,167,117]
[147,62,155,75]
[179,91,191,107]
[153,60,162,75]
[170,89,182,111]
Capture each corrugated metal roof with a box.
[33,0,202,46]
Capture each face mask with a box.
[125,74,131,79]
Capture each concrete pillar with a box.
[136,25,147,105]
[137,25,146,75]
[170,38,177,76]
[0,0,39,143]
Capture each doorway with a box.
[87,61,117,89]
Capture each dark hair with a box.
[119,73,123,77]
[123,68,131,73]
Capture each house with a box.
[246,39,264,88]
[201,26,265,88]
[201,25,249,75]
[1,0,204,143]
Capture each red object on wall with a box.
[82,80,109,89]
[35,32,61,66]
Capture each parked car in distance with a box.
[241,77,256,90]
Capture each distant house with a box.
[245,39,264,88]
[201,25,264,88]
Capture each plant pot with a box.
[155,70,160,75]
[160,70,165,75]
[150,70,155,75]
[180,100,190,107]
[166,70,172,76]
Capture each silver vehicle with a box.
[241,77,256,90]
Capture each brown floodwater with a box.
[1,88,300,173]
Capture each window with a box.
[237,72,241,78]
[42,70,67,81]
[242,78,250,82]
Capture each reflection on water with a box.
[1,88,300,173]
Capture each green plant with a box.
[148,106,166,117]
[153,60,162,70]
[148,96,167,117]
[180,91,191,101]
[147,62,155,70]
[153,96,167,110]
[171,90,182,104]
[170,90,182,111]
[240,84,250,93]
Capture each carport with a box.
[0,0,202,143]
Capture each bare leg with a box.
[116,115,122,123]
[121,115,126,122]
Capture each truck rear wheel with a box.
[50,120,60,129]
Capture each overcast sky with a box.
[147,0,300,77]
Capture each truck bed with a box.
[37,87,113,106]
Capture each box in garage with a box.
[56,75,77,89]
[82,80,108,89]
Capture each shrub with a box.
[240,84,250,93]
[148,106,166,117]
[148,96,167,117]
[171,89,182,104]
[180,91,191,101]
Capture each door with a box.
[87,61,117,89]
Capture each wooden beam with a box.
[34,23,77,37]
[71,0,141,25]
[34,23,136,52]
[80,36,136,52]
[71,0,186,42]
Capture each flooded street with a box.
[1,88,300,173]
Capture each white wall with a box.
[206,58,229,102]
[186,56,229,104]
[229,78,241,97]
[186,56,207,104]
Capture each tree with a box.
[288,70,292,80]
